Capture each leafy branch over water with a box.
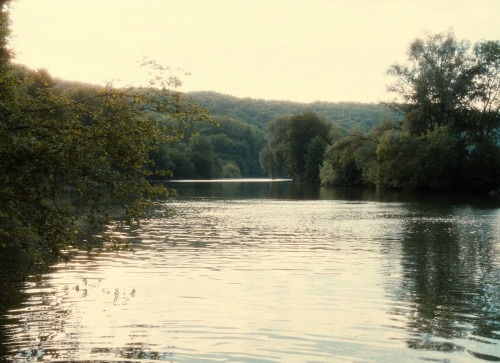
[0,1,208,258]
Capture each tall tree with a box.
[465,40,500,144]
[386,30,474,136]
[285,112,330,183]
[384,30,500,190]
[259,115,290,179]
[322,31,499,191]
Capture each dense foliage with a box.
[187,91,392,132]
[321,31,500,191]
[151,115,266,179]
[191,93,393,183]
[0,1,207,256]
[260,112,330,183]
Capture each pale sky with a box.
[8,0,500,103]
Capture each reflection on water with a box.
[1,181,499,362]
[388,203,500,361]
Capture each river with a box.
[0,180,499,362]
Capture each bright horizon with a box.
[7,0,500,104]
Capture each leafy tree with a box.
[261,112,331,183]
[259,115,290,178]
[320,119,397,187]
[149,141,196,179]
[386,30,473,136]
[282,112,330,183]
[375,126,458,189]
[323,30,499,191]
[304,135,329,183]
[320,127,370,186]
[167,143,196,178]
[259,147,275,178]
[386,30,500,144]
[150,115,266,179]
[222,161,242,178]
[0,1,207,256]
[189,137,222,178]
[385,30,500,190]
[463,140,500,191]
[464,40,500,146]
[199,116,266,177]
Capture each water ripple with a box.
[2,197,499,362]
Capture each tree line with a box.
[129,90,389,181]
[261,31,500,191]
[151,115,266,179]
[58,84,390,182]
[171,90,391,180]
[187,90,392,132]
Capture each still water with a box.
[1,180,499,362]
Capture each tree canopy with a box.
[187,91,392,132]
[0,1,207,257]
[260,112,330,183]
[149,115,266,180]
[321,30,500,191]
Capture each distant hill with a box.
[186,91,396,131]
[53,81,395,132]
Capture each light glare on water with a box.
[1,182,499,362]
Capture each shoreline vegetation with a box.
[0,0,499,260]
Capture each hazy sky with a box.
[8,0,500,103]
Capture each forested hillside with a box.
[186,91,394,131]
[145,91,394,180]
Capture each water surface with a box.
[1,180,499,362]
